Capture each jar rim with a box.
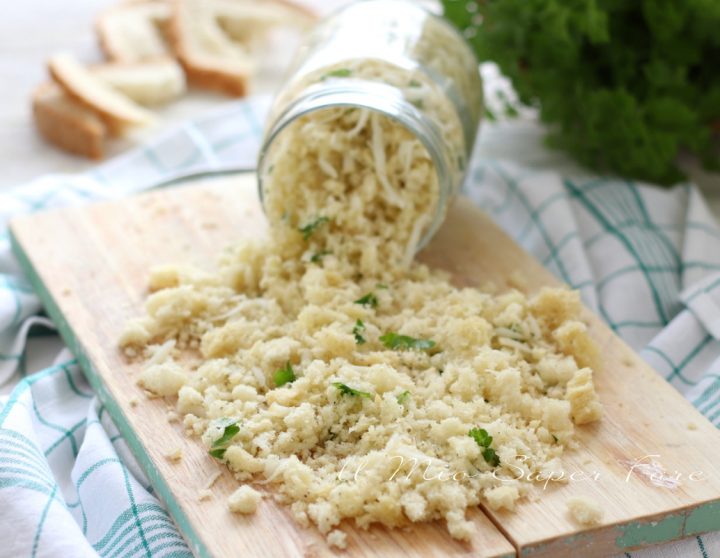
[257,80,454,253]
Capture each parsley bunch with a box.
[442,0,720,184]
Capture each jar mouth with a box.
[257,80,454,253]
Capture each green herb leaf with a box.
[322,68,352,79]
[352,319,366,345]
[375,283,389,290]
[396,390,410,404]
[333,382,372,399]
[482,447,501,467]
[469,427,493,448]
[354,292,378,308]
[409,79,422,88]
[379,332,436,351]
[209,420,240,459]
[469,427,500,466]
[310,250,332,263]
[299,217,329,240]
[273,362,296,387]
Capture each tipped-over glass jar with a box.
[257,0,482,258]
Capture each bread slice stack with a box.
[33,0,316,159]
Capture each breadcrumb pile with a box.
[121,108,602,548]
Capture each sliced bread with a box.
[32,82,107,159]
[168,0,316,97]
[96,0,172,63]
[92,58,186,105]
[49,53,156,135]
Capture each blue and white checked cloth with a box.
[1,94,720,557]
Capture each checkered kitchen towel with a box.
[1,94,720,558]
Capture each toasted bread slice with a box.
[96,0,172,63]
[169,0,252,96]
[49,53,156,135]
[214,0,315,43]
[169,0,316,97]
[32,82,107,159]
[92,59,186,106]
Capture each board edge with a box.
[9,223,210,558]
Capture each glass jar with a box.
[257,0,482,251]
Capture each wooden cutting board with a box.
[9,173,720,558]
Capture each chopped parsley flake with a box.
[469,427,501,467]
[209,420,240,459]
[273,362,296,387]
[333,382,372,399]
[310,250,331,263]
[396,390,410,404]
[375,283,389,289]
[409,79,422,87]
[352,319,366,345]
[380,332,436,351]
[322,68,352,79]
[354,292,378,308]
[299,217,329,240]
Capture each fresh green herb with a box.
[322,68,352,80]
[482,447,501,467]
[354,292,378,308]
[273,362,296,387]
[310,250,332,263]
[380,332,436,352]
[375,283,389,290]
[469,427,493,448]
[333,382,372,399]
[410,99,425,110]
[299,217,329,240]
[352,319,366,345]
[468,427,500,467]
[409,79,422,88]
[209,420,240,459]
[396,390,410,404]
[441,0,720,184]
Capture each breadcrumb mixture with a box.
[121,108,602,546]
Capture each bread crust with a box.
[49,53,156,135]
[32,82,106,160]
[167,0,248,96]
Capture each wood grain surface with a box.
[9,173,720,557]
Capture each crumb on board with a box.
[129,397,139,408]
[165,447,182,462]
[203,470,222,490]
[566,496,603,526]
[198,489,213,502]
[327,529,348,549]
[687,422,698,431]
[228,485,262,514]
[166,410,180,423]
[508,270,527,290]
